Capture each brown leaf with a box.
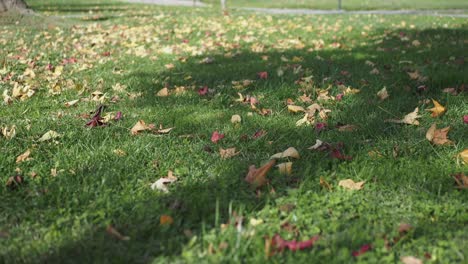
[338,179,365,190]
[376,87,389,100]
[16,149,31,163]
[459,149,468,164]
[219,147,240,159]
[245,160,276,188]
[1,125,16,140]
[106,225,130,241]
[426,99,446,117]
[385,107,421,125]
[6,175,24,190]
[156,88,169,97]
[130,120,154,135]
[337,124,358,132]
[425,124,453,145]
[320,176,332,191]
[453,173,468,189]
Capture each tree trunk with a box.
[0,0,29,13]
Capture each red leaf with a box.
[257,71,268,79]
[331,149,352,160]
[198,86,208,96]
[315,122,327,132]
[352,244,371,257]
[252,129,266,139]
[114,111,123,121]
[464,115,468,124]
[335,93,344,101]
[211,131,225,143]
[271,234,319,252]
[85,105,106,127]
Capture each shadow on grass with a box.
[2,26,466,263]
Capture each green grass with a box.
[1,1,468,263]
[203,0,468,10]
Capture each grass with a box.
[202,0,468,10]
[1,1,468,263]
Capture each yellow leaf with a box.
[231,114,242,124]
[458,149,468,164]
[287,105,305,113]
[270,147,300,160]
[277,162,293,176]
[426,99,446,117]
[338,179,365,190]
[156,88,169,97]
[16,149,31,163]
[38,130,61,142]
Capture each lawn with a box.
[202,0,468,10]
[1,1,467,263]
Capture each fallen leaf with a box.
[38,130,61,142]
[271,234,319,252]
[16,149,31,163]
[106,225,130,241]
[198,86,208,96]
[160,215,174,225]
[277,162,293,176]
[130,120,154,135]
[287,105,305,113]
[464,115,468,124]
[6,175,24,190]
[1,125,16,140]
[331,149,352,160]
[308,139,323,150]
[151,170,178,192]
[339,179,365,190]
[156,88,169,97]
[271,147,300,160]
[113,149,126,156]
[85,105,105,127]
[249,218,264,226]
[401,256,423,264]
[245,160,276,188]
[352,244,371,257]
[337,124,358,132]
[211,131,225,143]
[257,71,268,79]
[64,99,79,107]
[425,124,453,145]
[458,149,468,164]
[219,147,239,159]
[320,176,332,191]
[426,99,446,117]
[377,87,389,100]
[385,107,421,125]
[231,114,241,124]
[252,130,266,139]
[156,126,173,134]
[315,122,327,132]
[453,173,468,189]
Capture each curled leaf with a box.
[245,160,276,188]
[211,131,225,143]
[270,147,300,160]
[458,149,468,164]
[219,147,239,159]
[160,215,174,226]
[156,88,169,97]
[376,87,389,100]
[339,179,365,190]
[271,234,319,252]
[151,171,178,192]
[400,256,423,264]
[385,107,421,125]
[277,162,293,176]
[231,114,241,124]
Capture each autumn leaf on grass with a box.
[464,115,468,124]
[320,176,332,191]
[130,120,155,135]
[352,244,371,257]
[156,88,169,97]
[85,105,105,127]
[1,125,16,140]
[160,215,174,226]
[339,179,365,190]
[426,99,446,117]
[106,225,130,241]
[287,105,305,113]
[425,124,454,145]
[231,115,241,124]
[211,131,225,143]
[245,160,276,188]
[277,162,292,176]
[198,86,208,96]
[6,175,24,190]
[401,256,423,264]
[270,234,319,253]
[38,130,61,142]
[16,149,31,163]
[219,148,239,159]
[64,99,79,107]
[385,107,421,125]
[257,71,268,79]
[376,87,389,101]
[151,171,178,192]
[453,173,468,189]
[458,149,468,164]
[271,147,300,160]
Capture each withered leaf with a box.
[245,160,276,188]
[385,107,421,125]
[38,130,61,142]
[338,179,365,190]
[425,124,453,145]
[16,149,31,163]
[130,120,155,135]
[287,105,305,113]
[271,147,300,160]
[277,162,293,176]
[219,147,239,159]
[106,225,130,241]
[151,170,178,192]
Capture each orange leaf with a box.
[426,99,446,117]
[160,215,174,225]
[245,160,276,188]
[425,123,453,145]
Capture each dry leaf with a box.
[64,99,79,107]
[377,87,389,100]
[320,176,332,191]
[277,162,292,176]
[426,99,446,117]
[385,107,421,125]
[458,149,468,164]
[296,113,312,127]
[425,124,453,145]
[106,225,130,241]
[453,173,468,189]
[337,124,358,132]
[308,139,323,150]
[287,105,305,113]
[16,149,31,163]
[156,126,174,134]
[130,120,154,135]
[231,114,241,124]
[2,125,16,140]
[271,147,300,160]
[113,149,126,156]
[156,88,169,97]
[219,147,239,159]
[38,130,61,142]
[160,215,174,225]
[151,171,178,192]
[245,160,276,188]
[401,256,423,264]
[338,179,365,190]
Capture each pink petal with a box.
[464,115,468,124]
